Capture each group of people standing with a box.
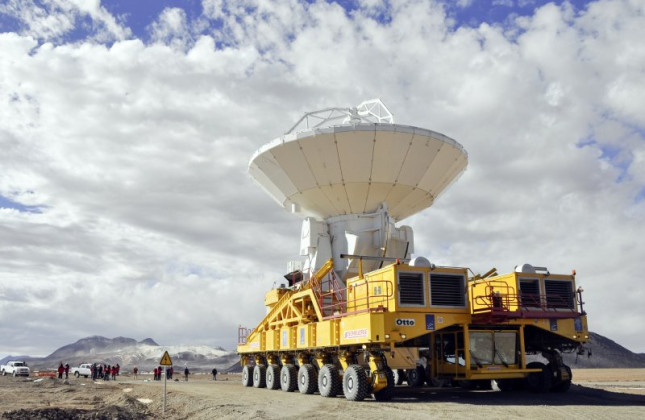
[56,362,120,380]
[56,363,69,379]
[151,366,192,381]
[153,366,173,380]
[56,362,215,382]
[91,363,120,380]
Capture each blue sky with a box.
[0,195,42,213]
[0,1,594,47]
[1,0,644,357]
[101,0,204,39]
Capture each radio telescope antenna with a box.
[249,99,468,281]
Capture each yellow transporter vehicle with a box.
[467,264,589,392]
[237,258,589,400]
[384,264,589,393]
[238,100,589,401]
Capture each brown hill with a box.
[562,332,645,368]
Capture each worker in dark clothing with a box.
[211,368,218,381]
[184,366,189,381]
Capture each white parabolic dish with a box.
[249,123,468,222]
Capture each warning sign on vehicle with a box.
[160,351,173,366]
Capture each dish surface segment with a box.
[249,123,467,222]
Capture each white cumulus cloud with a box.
[1,0,644,357]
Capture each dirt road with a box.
[2,370,645,419]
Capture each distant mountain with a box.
[139,338,159,346]
[2,336,237,372]
[562,332,645,368]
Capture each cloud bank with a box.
[0,0,644,356]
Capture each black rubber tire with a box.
[253,365,267,388]
[373,367,395,401]
[74,372,80,378]
[241,365,253,387]
[392,369,404,386]
[318,364,341,398]
[496,378,523,392]
[525,362,552,393]
[481,380,493,390]
[266,365,280,390]
[549,364,572,393]
[461,379,492,390]
[298,364,318,394]
[343,364,369,401]
[280,364,297,392]
[428,377,452,387]
[406,366,425,387]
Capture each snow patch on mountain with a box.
[23,336,237,371]
[121,343,230,361]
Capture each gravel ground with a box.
[1,370,645,419]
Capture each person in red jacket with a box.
[153,367,158,381]
[57,363,64,379]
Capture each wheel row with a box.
[497,361,572,393]
[391,366,428,387]
[397,362,573,393]
[242,363,394,401]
